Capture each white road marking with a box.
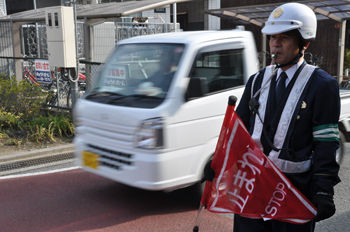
[0,166,79,180]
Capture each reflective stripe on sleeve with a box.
[313,124,339,142]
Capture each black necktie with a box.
[275,72,288,105]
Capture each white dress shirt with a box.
[276,59,304,87]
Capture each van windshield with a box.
[88,43,184,106]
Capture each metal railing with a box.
[79,60,103,92]
[0,57,72,110]
[0,56,105,111]
[0,56,15,79]
[115,22,177,42]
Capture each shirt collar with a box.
[276,59,304,83]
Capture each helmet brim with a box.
[262,21,302,35]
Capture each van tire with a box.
[193,157,213,202]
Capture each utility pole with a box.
[62,0,79,108]
[72,0,79,108]
[173,3,177,31]
[33,0,40,58]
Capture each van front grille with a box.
[87,144,133,170]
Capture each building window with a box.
[154,8,166,13]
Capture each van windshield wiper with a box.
[107,94,163,103]
[128,94,163,100]
[85,91,124,99]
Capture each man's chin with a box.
[275,58,288,65]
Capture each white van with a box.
[74,29,260,191]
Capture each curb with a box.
[0,144,76,176]
[0,144,75,163]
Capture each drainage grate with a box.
[0,152,74,173]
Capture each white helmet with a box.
[262,2,317,40]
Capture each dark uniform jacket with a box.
[236,62,341,199]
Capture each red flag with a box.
[201,97,316,224]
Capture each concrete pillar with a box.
[337,20,346,83]
[85,19,94,90]
[11,21,24,82]
[84,18,91,62]
[173,3,177,31]
[204,0,220,30]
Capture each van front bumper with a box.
[75,139,206,191]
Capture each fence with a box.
[20,21,86,60]
[0,19,178,111]
[0,57,102,111]
[17,21,175,65]
[79,60,103,92]
[0,22,13,58]
[0,22,14,77]
[115,22,177,42]
[0,56,15,78]
[21,23,48,59]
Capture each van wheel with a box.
[187,181,203,204]
[336,131,345,165]
[195,157,214,200]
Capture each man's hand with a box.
[202,160,215,182]
[313,193,336,222]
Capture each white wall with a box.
[91,22,116,63]
[0,0,7,16]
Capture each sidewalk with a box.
[0,143,75,176]
[0,143,74,162]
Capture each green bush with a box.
[48,114,74,137]
[0,109,22,130]
[1,109,74,144]
[0,72,9,80]
[0,77,46,116]
[26,114,74,142]
[0,77,74,144]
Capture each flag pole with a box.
[192,95,238,232]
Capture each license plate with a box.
[82,151,99,169]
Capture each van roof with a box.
[117,29,251,45]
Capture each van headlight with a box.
[135,117,164,149]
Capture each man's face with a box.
[269,32,299,65]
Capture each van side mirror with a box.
[185,77,207,101]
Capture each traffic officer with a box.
[235,2,341,232]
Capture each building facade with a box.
[4,0,349,76]
[219,0,349,78]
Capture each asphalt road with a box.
[0,168,232,232]
[315,143,350,232]
[0,144,349,232]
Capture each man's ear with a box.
[303,41,310,51]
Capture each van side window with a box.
[190,49,244,94]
